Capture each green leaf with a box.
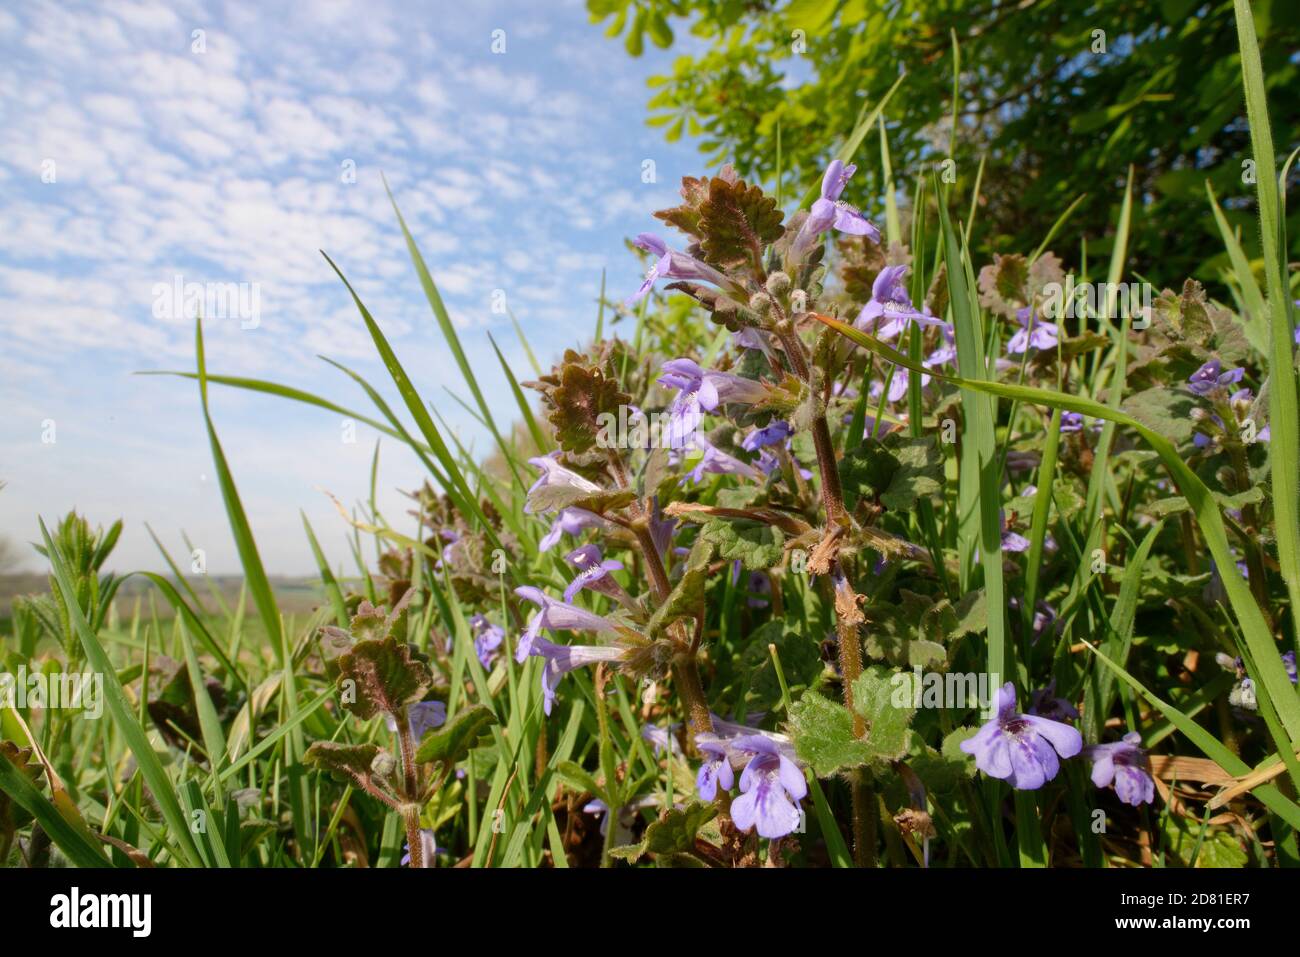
[553,760,603,799]
[1121,387,1196,444]
[699,516,784,570]
[852,666,914,763]
[415,704,498,765]
[789,692,869,776]
[612,801,717,862]
[646,537,714,638]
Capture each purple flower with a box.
[1060,411,1085,433]
[729,734,808,839]
[469,614,505,669]
[1188,359,1244,396]
[528,636,624,715]
[792,160,880,258]
[923,326,958,369]
[1284,650,1298,685]
[1006,307,1060,355]
[1001,511,1030,553]
[386,700,447,742]
[855,265,937,339]
[648,497,677,564]
[538,506,607,552]
[659,358,769,447]
[1028,680,1078,722]
[681,435,764,486]
[627,233,731,305]
[642,722,683,758]
[562,544,626,604]
[742,419,793,452]
[959,682,1082,789]
[1083,732,1155,807]
[401,828,437,867]
[514,586,620,662]
[695,734,736,801]
[525,454,602,515]
[872,364,930,403]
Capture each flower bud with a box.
[765,271,792,297]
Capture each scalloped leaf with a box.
[337,636,433,721]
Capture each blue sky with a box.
[0,0,710,575]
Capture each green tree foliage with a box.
[590,0,1299,279]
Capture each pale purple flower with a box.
[1006,306,1059,355]
[469,614,505,669]
[960,682,1082,789]
[1188,358,1244,396]
[1083,732,1155,807]
[681,435,764,486]
[525,454,602,515]
[649,497,677,564]
[694,734,735,801]
[529,636,624,715]
[1284,650,1298,686]
[659,358,769,447]
[386,700,447,742]
[539,506,607,552]
[792,160,880,257]
[742,420,793,452]
[627,233,731,305]
[562,544,626,604]
[1001,511,1030,553]
[872,365,930,403]
[401,828,437,867]
[855,265,937,339]
[924,326,958,369]
[730,734,808,839]
[514,586,619,662]
[642,722,683,758]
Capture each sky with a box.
[0,0,709,576]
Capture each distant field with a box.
[0,573,330,620]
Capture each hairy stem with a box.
[634,522,713,736]
[394,706,424,868]
[777,314,871,863]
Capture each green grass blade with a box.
[0,748,112,867]
[40,518,204,866]
[1206,182,1270,354]
[320,251,503,552]
[385,177,520,484]
[301,511,348,627]
[193,319,285,664]
[1233,0,1300,654]
[487,331,550,453]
